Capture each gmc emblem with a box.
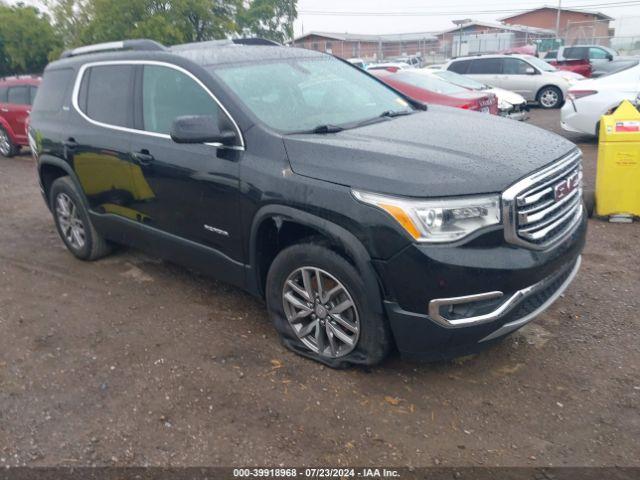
[554,172,580,201]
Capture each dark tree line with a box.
[0,0,297,75]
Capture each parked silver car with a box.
[445,54,584,109]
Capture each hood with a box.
[284,105,577,197]
[486,87,526,105]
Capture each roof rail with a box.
[232,37,281,46]
[60,39,166,59]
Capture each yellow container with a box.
[596,100,640,217]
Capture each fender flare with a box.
[0,116,17,143]
[38,155,89,210]
[248,205,384,314]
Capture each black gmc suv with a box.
[29,39,586,368]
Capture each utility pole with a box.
[555,0,562,38]
[289,0,295,43]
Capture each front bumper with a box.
[375,209,587,360]
[500,103,529,121]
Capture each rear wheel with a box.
[537,86,562,109]
[0,126,19,157]
[266,243,391,368]
[50,176,112,261]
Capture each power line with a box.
[299,1,640,16]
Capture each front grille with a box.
[503,150,583,249]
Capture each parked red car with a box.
[0,75,40,157]
[371,70,499,114]
[543,52,592,78]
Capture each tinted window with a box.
[33,69,73,113]
[564,47,587,60]
[0,87,6,103]
[502,58,530,75]
[8,86,29,105]
[81,65,134,128]
[468,58,502,74]
[142,65,223,135]
[448,59,471,74]
[589,47,609,59]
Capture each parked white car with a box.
[561,60,640,136]
[445,54,584,109]
[420,69,529,120]
[347,58,366,69]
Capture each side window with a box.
[29,86,38,105]
[79,65,134,128]
[33,69,74,113]
[448,60,471,74]
[0,86,7,103]
[468,58,502,74]
[589,48,609,59]
[502,58,530,75]
[8,86,29,105]
[564,47,587,60]
[142,65,224,135]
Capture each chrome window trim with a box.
[71,60,245,151]
[502,149,583,250]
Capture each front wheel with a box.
[266,243,391,368]
[537,86,563,109]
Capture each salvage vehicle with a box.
[544,55,592,78]
[29,39,586,367]
[552,45,635,77]
[446,54,584,109]
[0,75,40,157]
[562,60,640,136]
[423,69,528,120]
[371,69,499,114]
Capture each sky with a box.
[294,0,640,37]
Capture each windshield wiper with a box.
[306,124,345,134]
[379,109,415,118]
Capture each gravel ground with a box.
[0,108,638,468]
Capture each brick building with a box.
[291,31,438,61]
[501,6,614,45]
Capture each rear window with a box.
[78,65,134,128]
[8,85,29,105]
[448,60,471,74]
[32,69,72,113]
[468,58,502,74]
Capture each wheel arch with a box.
[38,155,87,210]
[248,205,384,314]
[0,116,17,142]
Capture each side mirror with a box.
[170,115,237,145]
[525,67,536,75]
[606,53,614,61]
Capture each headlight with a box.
[352,190,501,243]
[498,99,512,110]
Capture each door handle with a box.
[131,150,154,166]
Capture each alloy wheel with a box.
[0,129,10,156]
[55,193,86,250]
[282,267,360,358]
[540,89,559,108]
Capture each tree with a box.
[0,3,62,75]
[238,0,297,44]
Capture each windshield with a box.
[525,56,557,72]
[432,70,486,90]
[392,72,468,95]
[211,57,412,133]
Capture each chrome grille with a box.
[503,150,583,249]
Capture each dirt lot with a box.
[0,109,639,468]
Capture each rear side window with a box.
[32,69,73,113]
[142,65,223,135]
[448,60,471,74]
[564,47,587,60]
[78,65,134,128]
[0,86,7,103]
[8,86,29,105]
[468,58,502,74]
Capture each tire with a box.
[266,242,391,368]
[0,126,19,158]
[49,176,112,261]
[537,86,563,109]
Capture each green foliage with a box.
[238,0,296,44]
[0,0,298,76]
[0,3,62,75]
